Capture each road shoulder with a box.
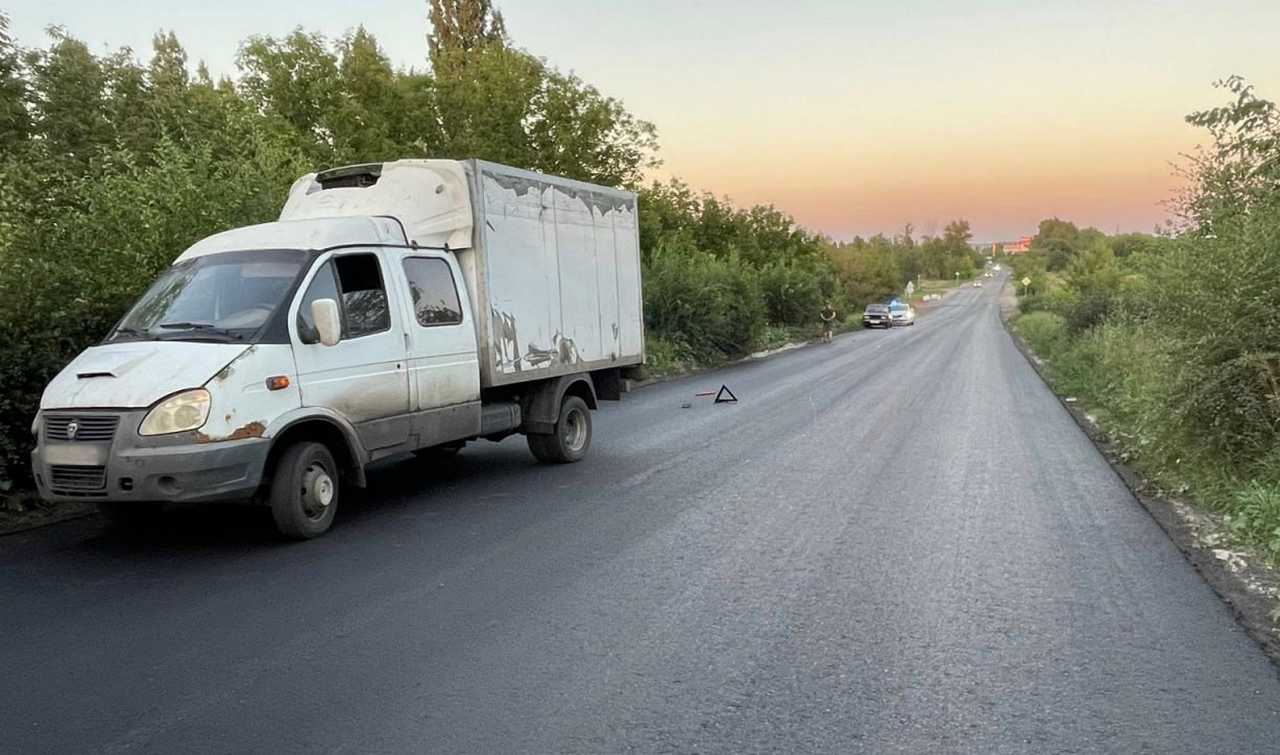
[1,497,93,536]
[998,280,1280,665]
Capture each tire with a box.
[269,441,340,540]
[97,501,162,529]
[527,396,592,464]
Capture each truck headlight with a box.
[140,389,211,436]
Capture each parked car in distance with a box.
[863,303,892,328]
[973,280,983,287]
[889,301,915,326]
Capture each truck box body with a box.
[280,158,645,389]
[462,160,644,388]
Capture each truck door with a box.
[291,250,412,452]
[394,253,482,446]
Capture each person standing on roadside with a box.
[820,303,837,343]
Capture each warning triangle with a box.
[714,385,738,404]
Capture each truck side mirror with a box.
[311,299,341,347]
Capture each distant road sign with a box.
[1022,276,1032,287]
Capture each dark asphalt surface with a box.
[4,275,1280,753]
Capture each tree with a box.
[24,28,112,165]
[427,0,507,73]
[1031,217,1081,270]
[897,222,915,248]
[0,12,29,150]
[237,30,341,155]
[525,65,659,186]
[1175,75,1280,233]
[102,47,153,157]
[943,219,972,247]
[331,27,421,162]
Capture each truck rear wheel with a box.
[527,396,592,464]
[269,441,339,539]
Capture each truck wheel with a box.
[269,441,339,540]
[527,396,592,464]
[97,501,162,529]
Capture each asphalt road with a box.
[4,275,1280,753]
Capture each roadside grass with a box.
[908,277,966,306]
[1011,311,1280,565]
[644,318,858,379]
[642,334,700,377]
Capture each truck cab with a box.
[31,159,641,539]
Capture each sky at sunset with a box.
[6,0,1279,241]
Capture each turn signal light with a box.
[265,376,291,391]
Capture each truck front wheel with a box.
[269,441,339,539]
[527,396,592,464]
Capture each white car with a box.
[973,281,983,287]
[889,301,916,326]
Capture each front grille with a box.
[49,465,107,493]
[45,414,120,443]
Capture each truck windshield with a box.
[108,251,308,343]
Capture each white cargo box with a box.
[281,159,645,389]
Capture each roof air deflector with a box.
[316,163,384,189]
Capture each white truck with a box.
[30,159,645,538]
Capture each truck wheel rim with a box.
[300,463,334,519]
[563,409,587,453]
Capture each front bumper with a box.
[32,409,270,505]
[863,317,891,327]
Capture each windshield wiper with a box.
[157,321,215,330]
[155,322,244,341]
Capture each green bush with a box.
[642,242,765,362]
[1013,311,1070,357]
[1064,287,1116,333]
[0,140,308,486]
[642,334,696,376]
[1225,483,1280,563]
[758,261,828,327]
[1138,202,1280,467]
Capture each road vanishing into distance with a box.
[4,274,1280,753]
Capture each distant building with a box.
[992,236,1033,255]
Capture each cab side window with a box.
[402,258,463,327]
[296,261,338,344]
[334,254,390,338]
